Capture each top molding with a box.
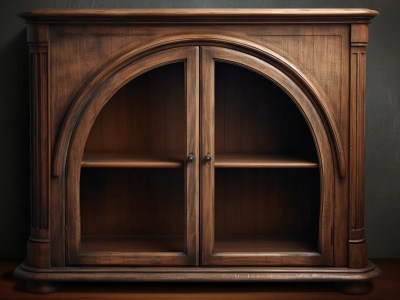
[20,8,378,24]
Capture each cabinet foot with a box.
[26,280,59,293]
[336,281,373,295]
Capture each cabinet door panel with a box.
[201,46,333,266]
[66,47,199,266]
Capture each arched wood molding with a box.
[64,46,200,266]
[52,34,346,178]
[199,46,334,265]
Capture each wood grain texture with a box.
[200,46,334,266]
[50,33,346,179]
[19,8,378,291]
[212,168,321,266]
[214,169,320,246]
[247,26,346,121]
[200,45,216,266]
[214,62,317,160]
[83,63,185,156]
[80,236,183,253]
[27,24,51,269]
[81,153,184,168]
[184,47,200,266]
[214,237,317,253]
[20,8,378,23]
[215,155,318,168]
[6,260,398,298]
[348,25,368,268]
[65,47,199,266]
[13,260,381,282]
[80,168,184,237]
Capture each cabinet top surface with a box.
[20,8,378,23]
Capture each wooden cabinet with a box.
[15,9,379,294]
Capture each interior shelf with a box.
[81,235,184,253]
[215,154,318,168]
[81,152,184,168]
[214,236,317,253]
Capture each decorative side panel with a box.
[349,24,368,268]
[50,26,156,150]
[27,24,51,268]
[248,25,349,132]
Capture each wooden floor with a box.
[1,259,399,299]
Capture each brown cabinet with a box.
[15,9,379,294]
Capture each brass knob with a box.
[204,154,212,163]
[187,154,195,163]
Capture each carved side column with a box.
[26,24,51,268]
[349,24,369,268]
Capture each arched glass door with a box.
[67,47,199,266]
[200,47,333,266]
[67,45,333,267]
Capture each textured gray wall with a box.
[0,0,399,259]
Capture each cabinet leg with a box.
[336,281,373,295]
[25,280,59,293]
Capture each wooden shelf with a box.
[81,153,184,168]
[214,236,316,253]
[81,153,317,168]
[215,154,318,168]
[81,235,184,253]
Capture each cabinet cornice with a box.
[20,8,378,24]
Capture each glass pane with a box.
[80,63,186,253]
[215,62,317,161]
[80,168,184,252]
[214,168,319,253]
[84,62,185,159]
[214,62,320,254]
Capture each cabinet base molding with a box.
[15,261,380,285]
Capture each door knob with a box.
[187,154,195,163]
[204,154,212,163]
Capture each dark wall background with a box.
[0,0,399,259]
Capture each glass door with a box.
[200,46,332,266]
[67,47,199,266]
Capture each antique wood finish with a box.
[20,8,378,23]
[49,35,347,179]
[16,9,378,293]
[66,46,199,266]
[349,24,369,268]
[5,260,400,298]
[26,24,51,269]
[200,46,333,266]
[14,261,380,282]
[215,155,318,168]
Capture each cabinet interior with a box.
[83,62,185,164]
[213,62,320,253]
[80,168,185,253]
[214,168,320,253]
[79,60,321,255]
[214,62,317,161]
[80,63,186,253]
